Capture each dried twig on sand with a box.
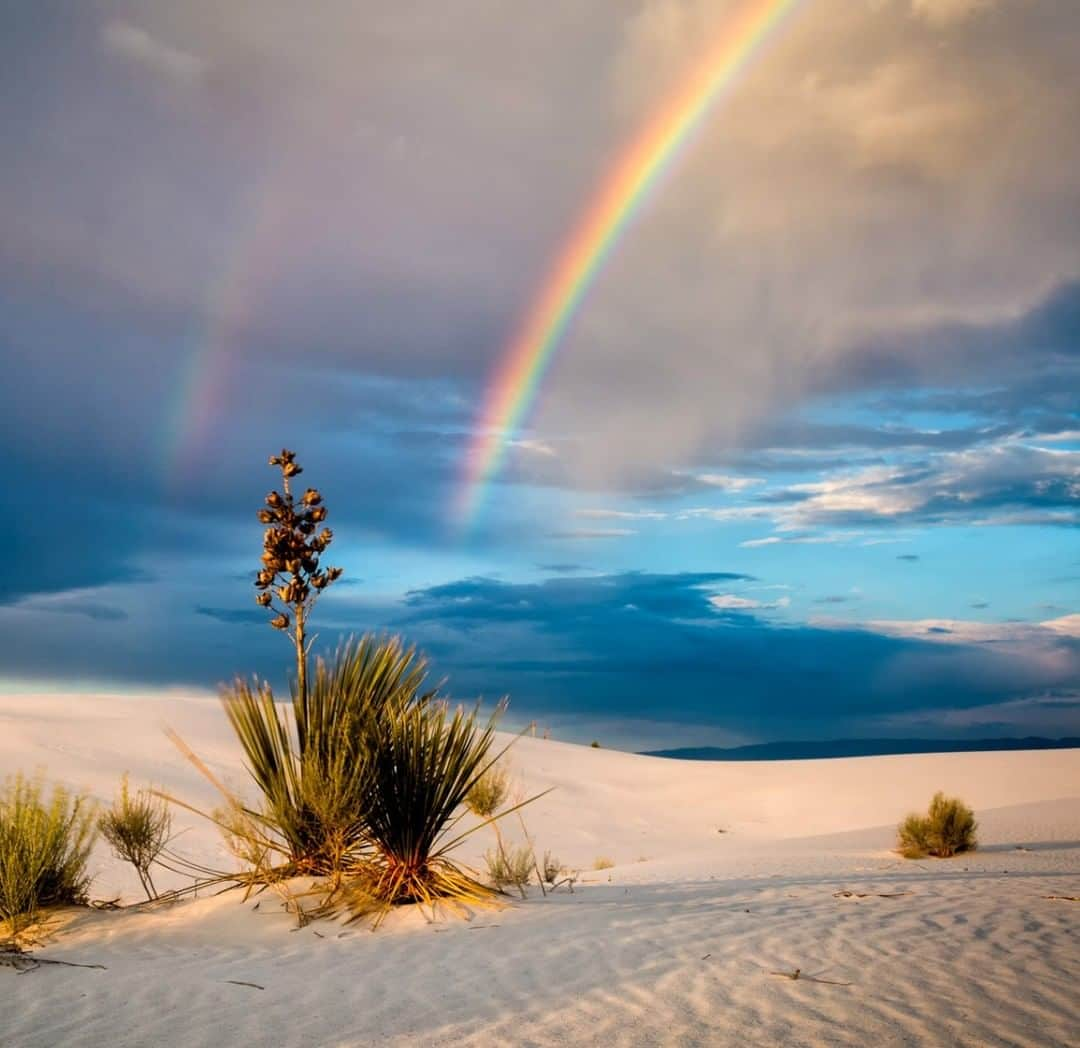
[225,979,264,990]
[833,889,910,899]
[1042,895,1079,902]
[768,967,852,986]
[1,943,107,974]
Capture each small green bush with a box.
[897,792,977,858]
[99,775,172,901]
[465,762,511,819]
[0,775,97,937]
[484,845,533,897]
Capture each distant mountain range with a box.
[640,737,1080,762]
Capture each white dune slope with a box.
[1,692,1078,1047]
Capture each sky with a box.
[2,0,1077,750]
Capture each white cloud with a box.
[766,442,1079,529]
[740,531,863,548]
[693,473,764,492]
[576,508,667,521]
[710,593,790,611]
[816,613,1080,644]
[508,438,557,457]
[710,594,762,610]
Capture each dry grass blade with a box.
[769,967,852,986]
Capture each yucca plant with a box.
[350,700,515,922]
[0,775,97,938]
[220,635,436,874]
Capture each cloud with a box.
[12,593,129,622]
[547,528,636,539]
[897,554,921,562]
[709,594,790,611]
[575,508,667,520]
[692,473,764,492]
[507,438,557,457]
[1,0,1074,507]
[402,571,753,627]
[102,21,204,85]
[762,442,1079,530]
[739,531,863,548]
[909,0,995,27]
[394,571,1079,740]
[195,606,267,626]
[829,613,1080,644]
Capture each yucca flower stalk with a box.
[254,449,343,707]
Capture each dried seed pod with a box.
[270,613,289,630]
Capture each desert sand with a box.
[1,691,1078,1047]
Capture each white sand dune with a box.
[1,692,1078,1047]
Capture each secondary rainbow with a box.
[457,0,802,524]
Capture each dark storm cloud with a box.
[394,572,1080,737]
[401,571,753,626]
[824,280,1080,400]
[1,566,1076,742]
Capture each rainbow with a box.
[163,174,282,489]
[457,0,802,524]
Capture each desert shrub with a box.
[350,699,506,922]
[593,856,615,870]
[541,850,564,885]
[897,792,977,858]
[0,775,96,937]
[465,762,511,819]
[484,844,533,898]
[99,775,172,901]
[218,635,435,875]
